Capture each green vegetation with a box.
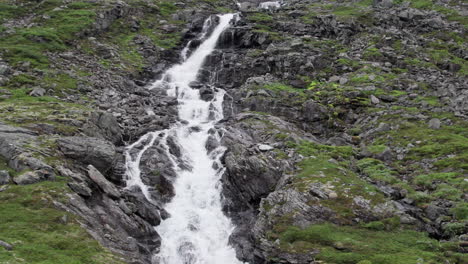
[0,1,97,68]
[247,12,274,23]
[357,158,400,184]
[363,47,383,61]
[300,0,374,24]
[278,223,463,264]
[286,141,386,222]
[451,203,468,220]
[402,0,468,27]
[0,179,124,264]
[0,88,90,134]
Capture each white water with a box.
[125,14,244,264]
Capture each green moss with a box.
[294,141,354,160]
[363,47,383,60]
[451,203,468,220]
[367,144,387,154]
[432,184,463,201]
[442,222,466,236]
[8,74,37,87]
[158,1,178,17]
[357,158,400,185]
[279,223,451,264]
[362,217,400,231]
[413,172,464,189]
[0,88,90,133]
[374,120,467,171]
[0,1,97,68]
[290,142,385,220]
[43,73,78,93]
[247,12,274,23]
[0,179,124,263]
[336,58,362,69]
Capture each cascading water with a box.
[125,14,244,264]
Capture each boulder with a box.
[87,165,120,199]
[428,118,441,129]
[68,182,93,197]
[199,87,214,101]
[13,170,53,185]
[370,95,380,104]
[29,87,46,97]
[57,136,116,173]
[258,144,274,152]
[83,112,122,144]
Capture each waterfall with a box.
[125,14,244,264]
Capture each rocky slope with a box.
[0,0,467,264]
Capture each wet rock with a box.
[0,170,10,185]
[87,165,120,199]
[123,186,163,226]
[199,87,214,101]
[205,135,219,153]
[57,137,116,173]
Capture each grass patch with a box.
[0,1,97,68]
[357,158,400,184]
[0,88,90,134]
[279,223,456,264]
[0,179,124,263]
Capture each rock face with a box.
[87,165,121,199]
[1,0,467,263]
[13,170,54,185]
[83,111,123,144]
[57,137,117,173]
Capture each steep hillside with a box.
[0,0,466,263]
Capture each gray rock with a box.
[83,111,122,144]
[57,136,116,173]
[303,100,328,121]
[339,77,348,85]
[425,204,446,220]
[329,76,340,82]
[370,94,380,104]
[0,64,9,76]
[373,0,393,8]
[0,240,12,251]
[428,118,441,129]
[199,87,214,101]
[29,87,46,97]
[258,144,274,152]
[68,182,93,197]
[87,165,120,199]
[0,170,10,185]
[14,171,42,185]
